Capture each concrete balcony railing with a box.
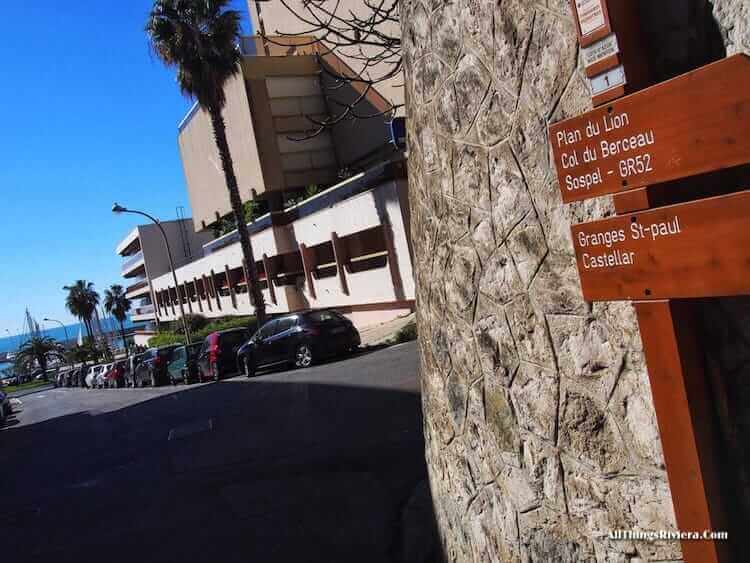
[121,250,145,275]
[126,279,149,295]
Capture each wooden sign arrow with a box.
[550,54,750,204]
[571,190,750,301]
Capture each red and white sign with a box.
[575,0,606,36]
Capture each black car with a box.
[133,346,180,387]
[197,328,251,382]
[237,310,360,377]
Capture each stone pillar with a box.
[210,269,222,310]
[194,278,204,313]
[202,274,213,312]
[299,243,317,300]
[330,231,349,296]
[242,259,254,309]
[381,223,404,298]
[183,284,193,314]
[225,264,237,309]
[400,1,702,560]
[262,253,277,305]
[169,287,176,316]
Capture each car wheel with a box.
[150,372,157,387]
[212,363,220,382]
[243,356,255,378]
[295,344,314,369]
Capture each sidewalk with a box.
[358,312,416,347]
[7,383,55,398]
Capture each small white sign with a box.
[589,65,627,95]
[576,0,606,37]
[583,34,620,67]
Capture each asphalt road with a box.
[1,342,439,563]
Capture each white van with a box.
[85,365,104,389]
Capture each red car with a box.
[104,361,126,389]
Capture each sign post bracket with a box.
[613,190,731,563]
[632,298,730,563]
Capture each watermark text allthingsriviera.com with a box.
[609,529,728,541]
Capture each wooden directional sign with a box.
[550,54,750,204]
[572,190,750,301]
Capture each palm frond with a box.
[146,0,242,110]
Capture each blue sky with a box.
[0,1,250,336]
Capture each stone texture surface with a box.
[404,1,747,561]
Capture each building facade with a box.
[151,162,414,328]
[116,219,212,340]
[123,10,412,331]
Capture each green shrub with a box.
[193,315,257,341]
[182,314,209,333]
[147,332,186,348]
[390,320,417,344]
[148,316,258,348]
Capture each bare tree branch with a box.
[256,0,402,139]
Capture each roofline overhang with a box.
[116,227,141,256]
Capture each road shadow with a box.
[1,361,442,563]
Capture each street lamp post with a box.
[43,318,70,344]
[112,203,191,344]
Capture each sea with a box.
[0,318,137,355]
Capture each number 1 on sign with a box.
[590,66,627,95]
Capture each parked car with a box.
[94,364,113,389]
[197,328,251,382]
[134,346,180,387]
[167,343,203,385]
[104,361,126,388]
[72,366,86,387]
[237,310,360,378]
[85,365,104,388]
[0,389,11,423]
[126,353,145,387]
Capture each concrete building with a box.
[179,30,402,232]
[151,161,414,328]
[247,0,404,116]
[147,20,413,331]
[116,219,212,342]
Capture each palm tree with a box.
[64,280,100,341]
[104,284,132,355]
[146,0,267,325]
[15,337,64,382]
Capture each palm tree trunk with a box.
[209,106,267,325]
[119,320,129,357]
[83,318,93,341]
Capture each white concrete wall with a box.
[150,179,415,327]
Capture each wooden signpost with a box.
[550,55,750,204]
[552,2,749,562]
[572,190,750,301]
